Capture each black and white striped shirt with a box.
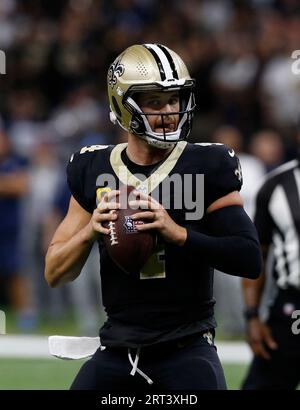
[254,159,300,290]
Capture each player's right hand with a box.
[89,190,120,236]
[246,318,278,360]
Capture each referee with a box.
[241,137,300,390]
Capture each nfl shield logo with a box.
[123,216,143,234]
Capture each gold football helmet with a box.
[107,44,196,149]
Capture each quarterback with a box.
[45,44,261,390]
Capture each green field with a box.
[1,311,249,390]
[0,359,247,390]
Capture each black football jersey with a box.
[67,141,242,347]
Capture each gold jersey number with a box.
[140,246,166,280]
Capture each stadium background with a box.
[0,0,300,389]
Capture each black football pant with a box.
[242,312,300,390]
[242,349,300,390]
[70,332,227,390]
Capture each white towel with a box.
[48,335,103,360]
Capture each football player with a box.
[45,44,261,390]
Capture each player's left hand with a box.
[129,191,187,246]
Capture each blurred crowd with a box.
[0,0,300,335]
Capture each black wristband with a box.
[243,306,259,321]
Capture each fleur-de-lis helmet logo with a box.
[108,58,125,89]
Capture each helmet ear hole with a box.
[112,96,122,118]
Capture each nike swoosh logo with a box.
[228,149,235,157]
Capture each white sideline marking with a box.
[216,341,253,363]
[0,335,50,358]
[0,335,252,363]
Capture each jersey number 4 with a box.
[80,145,108,154]
[140,247,166,280]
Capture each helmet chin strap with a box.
[141,134,177,150]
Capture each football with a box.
[102,185,155,274]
